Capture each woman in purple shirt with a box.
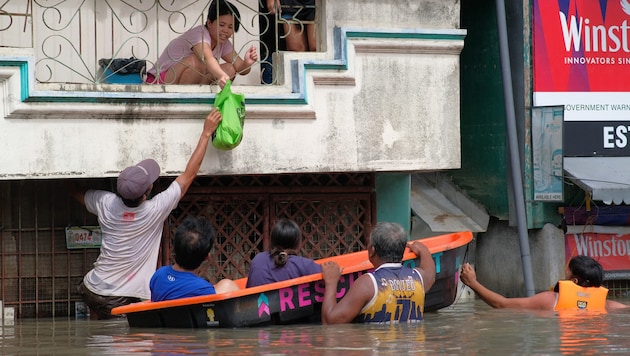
[246,219,321,287]
[146,0,257,87]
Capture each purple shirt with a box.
[246,251,321,288]
[148,24,234,76]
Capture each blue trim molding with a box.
[0,27,466,106]
[0,60,31,101]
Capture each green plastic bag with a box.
[212,80,245,150]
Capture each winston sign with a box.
[533,0,630,156]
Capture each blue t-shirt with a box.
[149,265,216,302]
[246,251,321,288]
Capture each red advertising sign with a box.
[534,0,630,156]
[565,232,630,279]
[534,0,630,93]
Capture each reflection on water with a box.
[2,299,630,355]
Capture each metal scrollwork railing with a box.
[0,0,319,86]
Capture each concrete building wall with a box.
[0,0,464,181]
[473,220,565,296]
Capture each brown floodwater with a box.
[2,298,630,355]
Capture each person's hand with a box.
[266,0,281,15]
[460,263,477,287]
[218,73,230,89]
[321,261,342,285]
[244,46,258,67]
[407,240,430,257]
[203,108,222,137]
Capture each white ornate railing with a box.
[0,0,318,86]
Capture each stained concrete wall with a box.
[0,0,464,180]
[472,220,565,297]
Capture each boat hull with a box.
[112,231,472,327]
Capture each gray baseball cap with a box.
[116,159,160,200]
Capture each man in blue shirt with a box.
[150,216,239,301]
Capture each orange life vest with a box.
[553,280,608,311]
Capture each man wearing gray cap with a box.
[68,108,222,319]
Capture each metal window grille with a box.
[0,0,321,85]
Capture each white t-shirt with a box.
[148,24,234,76]
[82,181,181,300]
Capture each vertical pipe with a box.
[495,0,535,296]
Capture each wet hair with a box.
[269,219,302,267]
[369,222,408,263]
[207,0,241,33]
[568,255,604,287]
[118,186,151,208]
[173,216,216,271]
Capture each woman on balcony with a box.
[146,0,258,87]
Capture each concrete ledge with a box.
[0,27,465,121]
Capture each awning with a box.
[410,173,489,234]
[564,157,630,205]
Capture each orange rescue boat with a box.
[112,231,473,327]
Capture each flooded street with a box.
[2,299,630,355]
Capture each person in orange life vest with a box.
[321,222,436,324]
[460,255,629,311]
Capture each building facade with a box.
[0,0,478,318]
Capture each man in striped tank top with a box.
[321,222,436,324]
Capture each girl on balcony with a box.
[146,0,258,87]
